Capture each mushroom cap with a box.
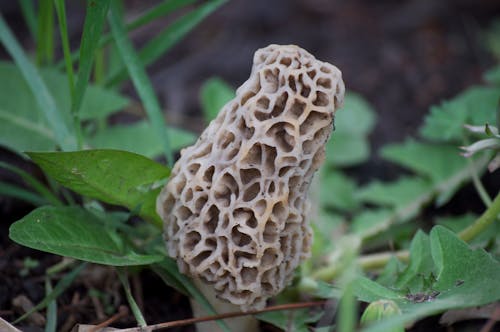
[157,44,345,311]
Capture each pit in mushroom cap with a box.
[157,44,345,311]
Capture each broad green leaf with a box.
[357,177,432,208]
[420,86,500,141]
[27,150,169,225]
[380,139,479,205]
[353,277,402,303]
[326,92,376,166]
[0,62,129,154]
[88,121,196,158]
[360,226,500,332]
[351,209,392,237]
[326,133,370,167]
[108,3,173,166]
[336,92,376,136]
[381,140,465,183]
[200,77,235,122]
[394,231,433,291]
[320,170,359,211]
[375,257,404,287]
[0,17,75,150]
[9,206,163,265]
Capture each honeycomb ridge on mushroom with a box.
[157,44,345,311]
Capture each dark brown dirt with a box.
[1,0,500,331]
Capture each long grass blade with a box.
[108,2,173,166]
[19,0,37,41]
[36,0,54,65]
[0,14,76,151]
[71,0,110,149]
[13,262,87,324]
[107,0,228,86]
[116,268,147,328]
[0,161,62,206]
[44,278,57,332]
[54,0,75,99]
[0,182,48,206]
[56,0,198,70]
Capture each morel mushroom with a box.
[157,44,345,311]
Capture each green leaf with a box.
[350,209,393,237]
[320,170,359,211]
[0,16,75,150]
[107,0,228,85]
[0,62,129,154]
[357,177,432,208]
[326,134,370,167]
[108,3,173,166]
[27,150,169,226]
[9,206,163,265]
[200,77,235,122]
[326,92,376,167]
[380,139,477,205]
[353,277,402,303]
[88,121,196,158]
[336,92,376,136]
[394,231,433,291]
[420,86,500,142]
[359,226,500,332]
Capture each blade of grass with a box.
[108,2,173,166]
[128,0,198,31]
[116,267,147,328]
[0,14,76,151]
[0,182,48,206]
[106,0,228,86]
[19,0,37,41]
[13,262,87,324]
[36,0,54,65]
[56,0,198,70]
[54,0,75,99]
[44,278,57,332]
[71,0,110,149]
[0,161,62,206]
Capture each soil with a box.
[1,0,500,331]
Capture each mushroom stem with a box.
[191,278,259,332]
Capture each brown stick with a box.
[115,300,327,332]
[90,306,129,332]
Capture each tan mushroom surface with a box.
[157,44,345,311]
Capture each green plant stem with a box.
[54,0,75,100]
[459,190,500,242]
[117,267,147,328]
[468,158,493,207]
